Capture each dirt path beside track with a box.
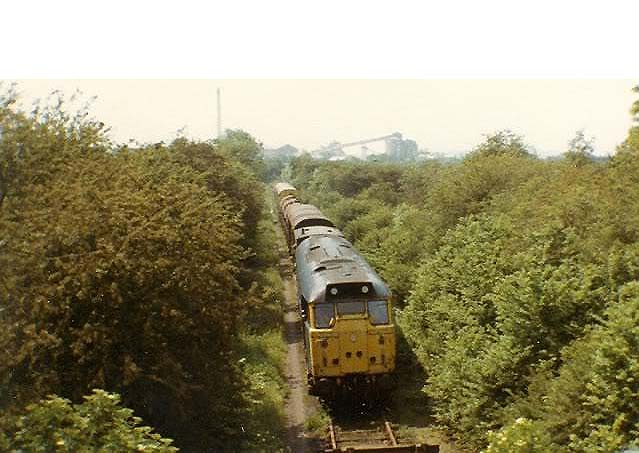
[270,195,315,452]
[282,266,310,453]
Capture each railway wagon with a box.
[274,183,299,235]
[273,182,297,199]
[273,183,396,397]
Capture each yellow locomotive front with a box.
[308,296,395,378]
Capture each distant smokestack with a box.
[217,88,222,138]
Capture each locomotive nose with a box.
[338,323,369,374]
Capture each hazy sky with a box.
[10,80,636,157]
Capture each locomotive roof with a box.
[285,204,335,229]
[295,235,389,303]
[274,182,297,196]
[294,226,344,246]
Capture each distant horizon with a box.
[7,80,636,158]
[264,141,614,161]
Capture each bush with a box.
[486,417,552,453]
[0,89,282,450]
[2,389,176,452]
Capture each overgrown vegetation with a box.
[0,85,287,451]
[282,85,639,451]
[0,390,177,451]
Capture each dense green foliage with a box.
[0,88,287,450]
[1,390,176,452]
[283,86,639,451]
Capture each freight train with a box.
[274,182,396,397]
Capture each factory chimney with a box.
[216,88,222,138]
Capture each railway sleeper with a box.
[325,422,439,453]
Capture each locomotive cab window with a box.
[368,300,389,325]
[337,301,365,315]
[314,304,335,329]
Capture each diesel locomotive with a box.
[274,182,396,397]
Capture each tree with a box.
[0,84,20,209]
[216,129,266,180]
[401,216,517,443]
[564,130,595,166]
[570,282,639,451]
[0,87,109,211]
[631,85,639,123]
[613,85,639,165]
[167,137,264,251]
[0,87,285,450]
[468,130,534,159]
[2,390,176,452]
[490,282,639,452]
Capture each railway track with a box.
[325,420,439,453]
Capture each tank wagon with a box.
[274,183,396,397]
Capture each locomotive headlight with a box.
[361,285,369,294]
[330,288,338,296]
